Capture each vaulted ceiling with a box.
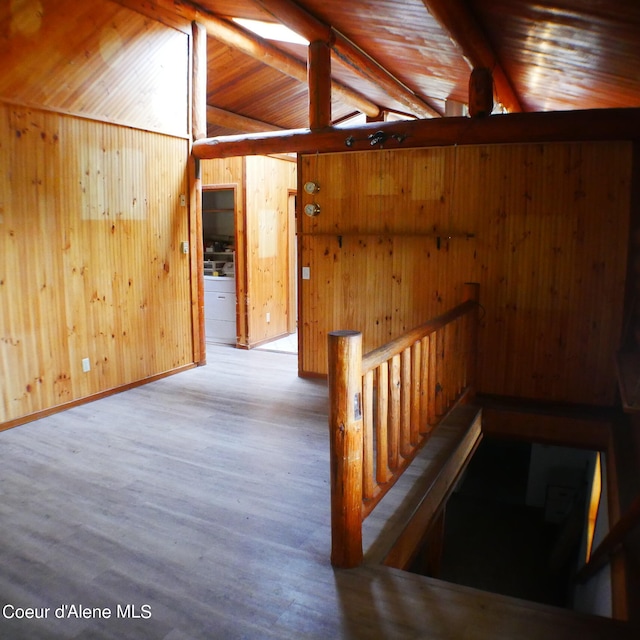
[186,0,640,137]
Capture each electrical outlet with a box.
[302,266,310,280]
[82,358,91,372]
[181,241,189,254]
[179,194,186,206]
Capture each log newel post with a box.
[328,330,364,568]
[462,282,480,398]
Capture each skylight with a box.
[232,18,309,46]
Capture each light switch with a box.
[302,266,310,280]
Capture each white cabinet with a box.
[202,187,236,344]
[204,277,236,344]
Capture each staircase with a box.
[354,398,640,638]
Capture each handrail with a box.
[361,299,478,373]
[328,283,480,568]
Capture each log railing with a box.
[328,283,480,568]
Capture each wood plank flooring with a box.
[0,344,637,639]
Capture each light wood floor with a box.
[0,344,637,639]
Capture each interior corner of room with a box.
[2,0,640,637]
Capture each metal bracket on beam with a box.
[345,131,408,148]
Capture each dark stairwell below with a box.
[410,437,588,609]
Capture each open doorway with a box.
[256,189,298,355]
[202,186,237,346]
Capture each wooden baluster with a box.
[436,325,449,422]
[376,362,392,484]
[462,311,471,389]
[422,332,436,433]
[400,346,412,456]
[410,340,422,445]
[448,319,457,403]
[328,330,364,568]
[453,316,462,399]
[389,354,401,470]
[427,332,437,427]
[442,323,451,412]
[362,369,375,500]
[462,282,480,398]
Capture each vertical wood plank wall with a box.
[0,105,192,425]
[245,156,297,345]
[0,0,194,427]
[299,142,632,406]
[0,0,189,137]
[201,156,297,348]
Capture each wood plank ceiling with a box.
[188,0,640,136]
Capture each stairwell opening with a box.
[407,437,602,611]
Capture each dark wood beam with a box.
[308,40,332,129]
[468,67,493,117]
[196,11,380,119]
[254,0,442,118]
[192,107,640,159]
[206,105,283,133]
[422,0,522,113]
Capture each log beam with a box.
[192,107,640,159]
[468,67,494,117]
[192,21,208,140]
[206,105,283,133]
[254,0,442,118]
[422,0,522,113]
[197,11,379,119]
[308,40,332,129]
[191,21,206,365]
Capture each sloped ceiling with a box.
[188,0,640,136]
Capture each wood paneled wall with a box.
[201,156,297,348]
[299,142,632,406]
[245,156,297,345]
[0,104,192,425]
[0,0,195,428]
[0,0,189,137]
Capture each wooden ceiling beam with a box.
[308,40,332,129]
[421,0,522,113]
[196,10,380,119]
[193,108,640,159]
[255,0,331,42]
[206,105,283,133]
[254,0,442,118]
